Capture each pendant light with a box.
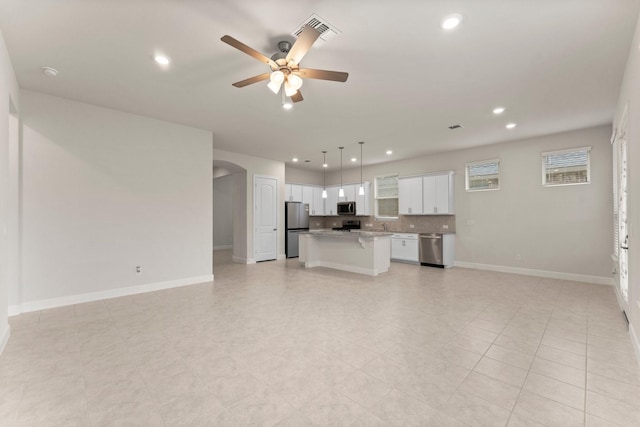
[338,147,345,198]
[322,151,328,199]
[358,141,365,195]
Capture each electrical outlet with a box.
[442,225,449,229]
[136,266,142,275]
[332,223,337,226]
[409,224,415,229]
[515,254,522,261]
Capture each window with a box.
[375,174,398,219]
[465,159,500,191]
[541,147,591,186]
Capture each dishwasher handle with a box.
[420,234,442,239]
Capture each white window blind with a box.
[375,174,398,218]
[542,147,591,186]
[466,159,500,191]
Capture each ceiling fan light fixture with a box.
[288,74,303,90]
[284,82,298,97]
[267,80,282,94]
[270,70,284,84]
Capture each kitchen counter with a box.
[298,231,392,276]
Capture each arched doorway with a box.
[213,160,246,266]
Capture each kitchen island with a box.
[298,230,393,276]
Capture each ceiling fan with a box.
[220,26,349,103]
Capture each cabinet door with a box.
[434,174,450,214]
[325,186,339,216]
[405,239,419,262]
[391,238,404,260]
[341,184,356,202]
[399,177,423,214]
[302,185,314,214]
[422,176,437,214]
[285,184,292,201]
[312,187,325,216]
[291,184,303,202]
[355,182,370,215]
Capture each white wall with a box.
[0,27,19,353]
[17,91,212,311]
[614,9,640,362]
[292,125,612,282]
[212,148,285,262]
[213,174,233,249]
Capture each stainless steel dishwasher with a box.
[419,233,444,267]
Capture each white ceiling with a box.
[1,0,638,170]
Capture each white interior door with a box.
[254,176,278,262]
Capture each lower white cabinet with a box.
[391,233,419,263]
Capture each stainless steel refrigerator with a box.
[285,202,309,258]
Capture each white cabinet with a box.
[325,186,340,216]
[398,176,423,214]
[341,184,356,203]
[285,182,371,216]
[422,172,454,214]
[285,184,303,202]
[355,182,371,216]
[391,233,419,263]
[312,187,325,216]
[398,172,454,215]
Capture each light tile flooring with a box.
[1,250,640,426]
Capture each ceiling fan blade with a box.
[296,68,349,82]
[286,26,321,65]
[291,91,304,103]
[221,35,278,69]
[232,73,270,88]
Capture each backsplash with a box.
[309,215,456,233]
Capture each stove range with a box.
[332,219,361,232]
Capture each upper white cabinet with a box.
[311,187,325,216]
[285,184,303,202]
[398,176,423,214]
[423,172,454,214]
[340,184,356,203]
[355,182,371,216]
[325,186,340,216]
[285,181,371,216]
[398,171,454,215]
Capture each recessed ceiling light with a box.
[323,163,328,168]
[154,55,170,65]
[493,107,506,115]
[351,157,357,162]
[386,150,393,155]
[506,123,517,129]
[292,158,298,162]
[42,67,58,77]
[441,14,463,30]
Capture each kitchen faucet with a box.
[382,223,387,231]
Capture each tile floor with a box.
[1,250,640,426]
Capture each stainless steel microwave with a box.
[337,201,356,215]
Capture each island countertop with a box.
[301,230,393,238]
[298,231,391,276]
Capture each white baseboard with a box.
[232,256,256,264]
[630,323,640,369]
[0,324,10,356]
[213,245,232,251]
[9,274,213,315]
[454,261,613,286]
[277,254,286,260]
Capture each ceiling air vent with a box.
[448,124,463,130]
[291,14,340,44]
